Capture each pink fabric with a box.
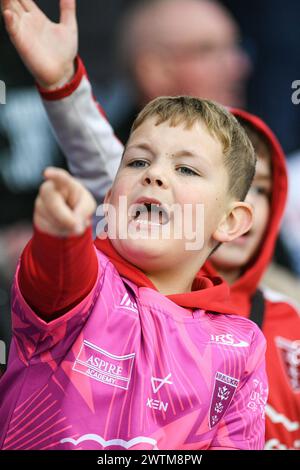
[0,250,267,450]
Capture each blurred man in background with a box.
[114,0,251,142]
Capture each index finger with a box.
[43,166,77,191]
[1,0,24,15]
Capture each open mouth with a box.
[129,198,170,226]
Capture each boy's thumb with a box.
[74,193,96,229]
[74,193,96,235]
[60,0,76,26]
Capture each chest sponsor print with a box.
[73,340,135,390]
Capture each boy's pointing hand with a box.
[34,168,96,237]
[1,0,77,89]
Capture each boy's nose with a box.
[142,169,168,188]
[143,176,164,187]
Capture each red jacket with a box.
[205,109,300,449]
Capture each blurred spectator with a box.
[113,0,251,143]
[221,0,300,277]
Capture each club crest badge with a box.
[209,372,239,428]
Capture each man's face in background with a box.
[131,0,251,107]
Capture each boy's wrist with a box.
[32,224,93,246]
[37,61,76,92]
[37,57,85,101]
[33,221,92,240]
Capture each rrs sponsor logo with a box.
[73,340,135,390]
[210,333,249,348]
[275,336,300,392]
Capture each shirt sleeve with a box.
[18,226,98,320]
[11,227,106,366]
[210,326,268,450]
[37,56,123,206]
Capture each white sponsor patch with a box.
[73,340,135,390]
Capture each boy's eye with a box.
[127,159,148,168]
[250,186,270,197]
[177,166,198,176]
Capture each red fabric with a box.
[36,56,86,101]
[19,226,232,320]
[203,108,288,316]
[94,237,233,313]
[19,227,98,320]
[211,111,300,449]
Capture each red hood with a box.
[204,108,288,315]
[95,237,236,314]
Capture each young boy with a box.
[38,67,300,449]
[2,0,299,450]
[38,75,300,450]
[38,66,300,449]
[0,92,269,450]
[3,0,300,450]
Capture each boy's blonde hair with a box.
[130,96,256,200]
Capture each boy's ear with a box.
[212,202,253,243]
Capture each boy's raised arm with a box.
[19,168,98,320]
[2,0,123,204]
[38,58,123,204]
[1,0,77,89]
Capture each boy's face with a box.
[210,153,271,271]
[104,116,236,273]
